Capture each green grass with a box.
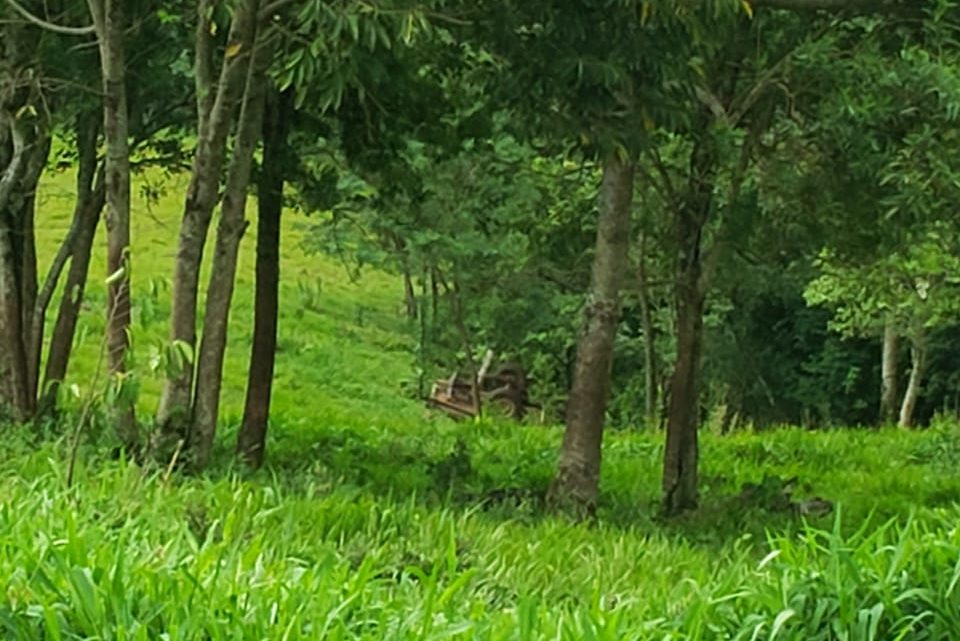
[35,166,417,427]
[3,167,959,638]
[4,426,960,639]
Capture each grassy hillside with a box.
[34,166,426,454]
[2,169,960,638]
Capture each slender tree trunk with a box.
[17,136,48,341]
[416,270,429,396]
[0,224,29,420]
[18,196,37,338]
[0,114,31,420]
[154,0,259,445]
[194,0,217,140]
[662,260,705,514]
[14,135,49,413]
[237,88,289,468]
[191,28,271,469]
[39,189,104,412]
[20,137,52,399]
[898,334,925,428]
[662,139,715,516]
[89,0,138,447]
[443,276,482,413]
[402,271,417,319]
[431,268,439,320]
[548,155,634,512]
[38,121,104,414]
[880,320,898,424]
[637,228,658,428]
[390,234,417,319]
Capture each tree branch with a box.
[726,22,833,126]
[5,0,96,35]
[642,146,684,217]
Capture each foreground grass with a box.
[3,423,960,639]
[17,167,960,637]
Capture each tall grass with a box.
[14,158,960,638]
[2,432,960,639]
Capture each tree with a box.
[190,9,275,468]
[806,230,960,428]
[1,0,189,425]
[650,0,957,509]
[87,0,138,447]
[0,1,55,420]
[880,321,899,423]
[0,111,37,421]
[607,6,833,513]
[230,0,451,466]
[154,0,263,452]
[154,0,438,467]
[39,115,105,415]
[459,0,753,511]
[781,8,960,427]
[550,154,633,510]
[237,89,292,468]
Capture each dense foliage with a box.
[3,0,960,634]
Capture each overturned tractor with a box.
[427,351,536,421]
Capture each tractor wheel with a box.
[487,388,525,421]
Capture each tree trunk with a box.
[662,139,715,516]
[38,121,104,415]
[898,334,925,429]
[89,0,138,447]
[880,320,898,424]
[16,136,48,343]
[0,225,29,420]
[548,154,633,512]
[416,270,429,397]
[237,89,289,468]
[402,270,417,319]
[194,0,217,139]
[662,260,705,514]
[431,268,439,320]
[16,138,50,318]
[391,234,417,319]
[154,0,260,445]
[13,134,50,413]
[0,114,31,420]
[637,228,658,428]
[191,28,271,469]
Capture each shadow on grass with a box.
[225,421,851,549]
[37,413,960,550]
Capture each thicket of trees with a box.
[2,0,959,514]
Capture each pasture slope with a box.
[0,170,958,638]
